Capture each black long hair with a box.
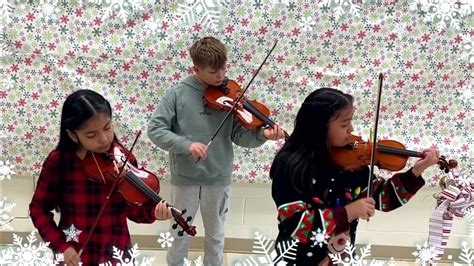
[56,89,112,152]
[270,88,353,197]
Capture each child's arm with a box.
[29,152,71,253]
[147,91,192,154]
[362,148,437,211]
[360,166,425,212]
[230,120,268,148]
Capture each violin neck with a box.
[377,145,422,158]
[242,101,275,127]
[124,172,163,203]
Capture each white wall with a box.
[1,176,472,249]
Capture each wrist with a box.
[411,165,425,177]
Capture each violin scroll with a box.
[437,155,458,173]
[171,208,196,236]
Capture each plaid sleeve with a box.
[29,151,70,253]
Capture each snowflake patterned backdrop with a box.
[0,1,472,265]
[0,1,472,186]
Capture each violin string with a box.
[125,171,161,203]
[242,101,274,126]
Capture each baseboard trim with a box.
[0,232,462,262]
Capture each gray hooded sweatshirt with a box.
[147,75,268,186]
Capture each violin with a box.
[330,134,458,173]
[204,78,289,139]
[82,141,197,237]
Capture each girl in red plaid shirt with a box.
[30,89,172,265]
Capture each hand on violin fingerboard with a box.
[411,148,440,177]
[263,125,286,140]
[154,200,173,220]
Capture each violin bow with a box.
[205,40,278,148]
[366,73,384,198]
[77,131,142,259]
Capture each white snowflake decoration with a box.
[177,0,226,30]
[0,197,16,230]
[412,241,437,265]
[461,85,473,104]
[92,0,144,22]
[237,231,298,265]
[454,241,473,265]
[299,16,316,32]
[452,168,474,188]
[0,42,10,57]
[1,74,14,90]
[157,231,174,248]
[143,19,160,35]
[184,256,203,266]
[410,0,473,29]
[310,228,329,248]
[63,224,82,243]
[387,257,397,266]
[99,243,155,266]
[0,231,59,265]
[328,242,382,265]
[0,160,16,180]
[35,0,61,21]
[319,0,364,19]
[0,0,14,23]
[54,253,65,264]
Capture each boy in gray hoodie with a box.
[147,36,284,266]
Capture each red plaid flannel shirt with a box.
[29,150,157,264]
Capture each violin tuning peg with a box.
[178,230,184,237]
[172,223,178,230]
[186,216,192,222]
[181,209,187,215]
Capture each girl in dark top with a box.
[270,88,439,265]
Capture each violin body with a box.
[82,140,197,236]
[331,135,457,172]
[204,79,271,130]
[82,141,160,205]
